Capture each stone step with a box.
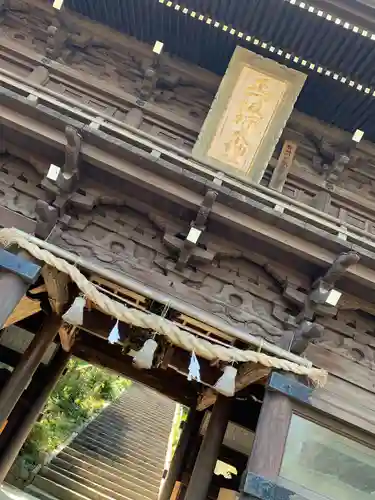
[112,393,171,410]
[109,400,174,418]
[25,485,60,500]
[61,446,162,486]
[53,452,159,497]
[80,428,168,458]
[83,421,172,441]
[47,463,140,500]
[31,476,91,500]
[49,460,155,500]
[95,410,173,435]
[110,402,172,417]
[103,395,173,414]
[29,384,174,500]
[72,434,163,470]
[90,416,173,440]
[67,443,163,483]
[40,467,132,500]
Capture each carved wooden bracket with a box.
[46,21,68,60]
[36,126,82,238]
[163,233,215,270]
[309,134,358,184]
[35,200,59,240]
[269,254,358,356]
[57,125,82,193]
[163,187,219,271]
[138,65,158,105]
[296,252,360,323]
[297,251,360,323]
[59,324,77,352]
[277,320,324,355]
[45,8,98,62]
[137,51,162,106]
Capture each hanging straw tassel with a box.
[133,338,158,369]
[108,320,120,344]
[187,351,201,382]
[214,365,237,397]
[62,296,86,326]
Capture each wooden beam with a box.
[73,335,196,406]
[0,346,21,368]
[3,296,41,328]
[0,314,61,433]
[0,348,70,482]
[159,407,203,500]
[0,206,36,234]
[3,98,374,299]
[41,266,69,314]
[80,310,223,386]
[58,325,77,352]
[169,349,223,387]
[197,363,269,411]
[0,34,204,136]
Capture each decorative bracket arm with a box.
[164,177,223,271]
[137,44,163,106]
[36,126,82,238]
[300,251,360,321]
[56,125,82,193]
[310,133,362,184]
[46,7,70,60]
[276,251,359,355]
[138,66,159,105]
[277,320,324,355]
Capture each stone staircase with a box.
[26,384,176,500]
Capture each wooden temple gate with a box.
[2,1,375,499]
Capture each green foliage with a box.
[171,406,188,456]
[21,358,130,467]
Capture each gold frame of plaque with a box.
[192,47,306,184]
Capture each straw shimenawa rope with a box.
[0,228,328,387]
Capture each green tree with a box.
[21,358,130,466]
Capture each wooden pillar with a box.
[159,407,204,500]
[239,384,293,499]
[0,315,61,433]
[247,390,292,479]
[0,348,70,483]
[184,395,231,500]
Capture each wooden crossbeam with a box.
[197,363,269,411]
[3,296,41,328]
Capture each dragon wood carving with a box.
[1,0,215,123]
[1,152,374,366]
